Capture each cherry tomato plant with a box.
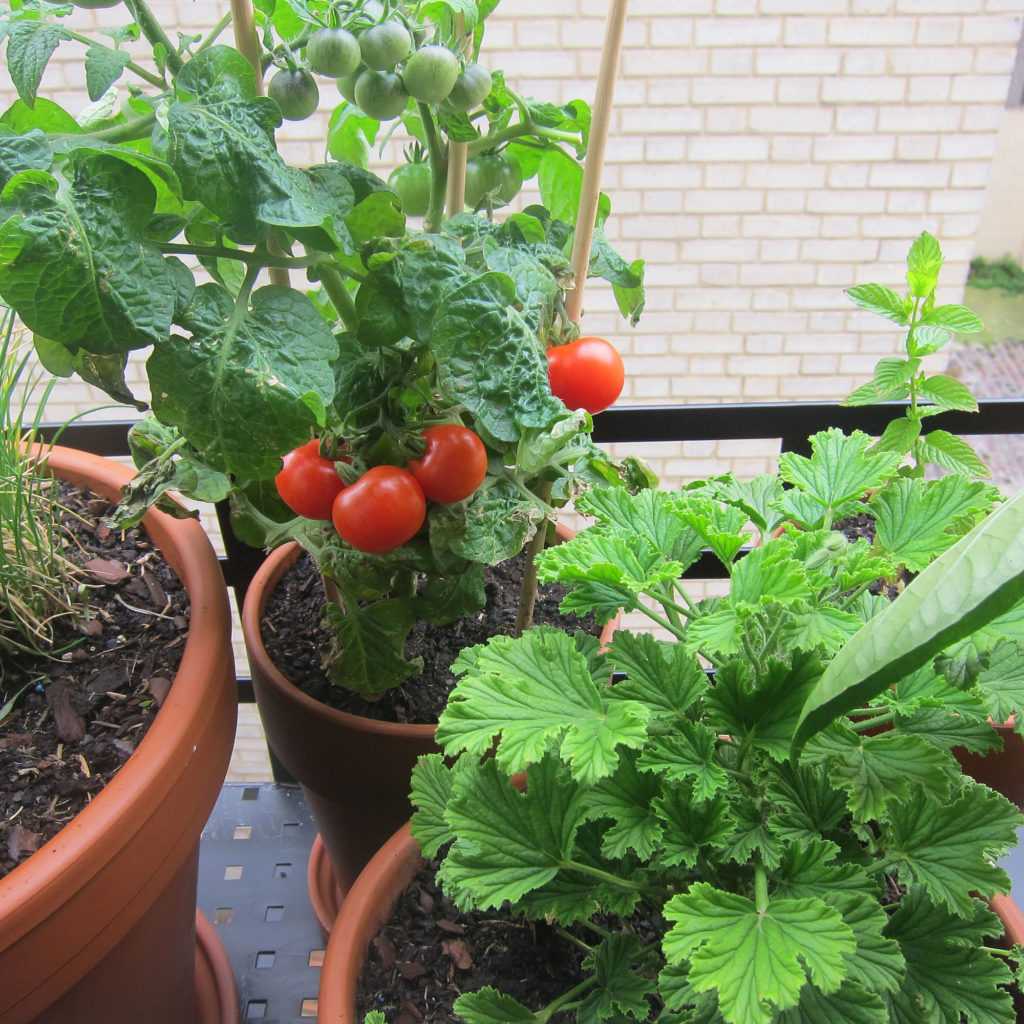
[0,0,647,695]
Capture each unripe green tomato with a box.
[388,162,431,217]
[359,20,412,71]
[268,68,320,121]
[464,154,504,208]
[307,28,361,78]
[401,45,460,104]
[338,71,362,104]
[354,69,409,120]
[496,154,524,204]
[447,63,492,111]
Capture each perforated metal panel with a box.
[198,784,325,1023]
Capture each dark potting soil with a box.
[357,860,588,1023]
[834,511,911,600]
[0,484,189,878]
[261,551,600,725]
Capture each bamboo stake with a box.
[566,0,628,324]
[230,0,291,288]
[445,15,471,218]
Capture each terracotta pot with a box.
[956,722,1024,808]
[243,526,618,903]
[317,823,1024,1024]
[0,445,238,1024]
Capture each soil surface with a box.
[834,512,909,600]
[0,484,189,878]
[357,860,588,1023]
[262,551,599,725]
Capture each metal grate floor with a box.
[198,784,325,1023]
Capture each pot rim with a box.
[0,444,235,1017]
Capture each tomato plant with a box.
[331,465,426,553]
[547,336,625,414]
[275,439,345,520]
[0,0,647,695]
[409,425,488,504]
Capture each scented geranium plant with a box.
[0,0,646,693]
[411,475,1024,1024]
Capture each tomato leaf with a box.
[6,22,67,108]
[84,46,131,102]
[0,127,50,187]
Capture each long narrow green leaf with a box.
[794,489,1024,753]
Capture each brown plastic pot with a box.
[956,721,1024,808]
[0,445,238,1024]
[243,525,618,904]
[316,823,1024,1024]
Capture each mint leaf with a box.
[802,725,955,822]
[453,987,535,1023]
[846,283,910,325]
[149,284,338,479]
[885,887,1013,1024]
[883,784,1022,916]
[918,429,989,477]
[906,231,943,297]
[637,720,728,800]
[917,373,979,413]
[439,756,586,908]
[579,935,657,1022]
[654,787,734,868]
[779,430,901,528]
[0,160,176,353]
[663,884,856,1024]
[922,304,984,334]
[706,659,821,763]
[871,476,998,572]
[844,357,918,407]
[587,752,663,859]
[869,416,919,457]
[438,627,649,783]
[608,631,709,718]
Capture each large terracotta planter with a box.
[243,526,617,904]
[316,823,1024,1024]
[0,446,238,1024]
[956,723,1024,808]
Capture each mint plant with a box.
[844,233,988,478]
[0,0,646,695]
[411,479,1024,1024]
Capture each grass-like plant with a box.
[0,306,77,671]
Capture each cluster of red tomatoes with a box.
[275,425,488,554]
[275,335,624,554]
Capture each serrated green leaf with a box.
[918,429,989,477]
[438,627,649,783]
[721,798,784,869]
[802,725,956,821]
[884,784,1022,916]
[846,283,910,324]
[637,720,728,800]
[663,884,856,1024]
[0,159,175,353]
[871,476,998,573]
[323,597,421,695]
[829,894,906,997]
[766,762,847,845]
[795,488,1024,750]
[777,983,887,1024]
[607,631,708,718]
[780,430,901,528]
[654,786,734,868]
[922,304,984,334]
[787,605,864,655]
[707,658,821,763]
[7,22,66,107]
[772,839,874,901]
[976,641,1024,727]
[410,754,455,858]
[845,357,919,407]
[453,987,535,1023]
[149,284,337,479]
[885,887,1013,1024]
[686,605,741,658]
[676,496,748,566]
[580,935,657,1022]
[586,752,663,859]
[917,373,978,413]
[440,756,586,908]
[906,232,943,298]
[870,416,920,457]
[710,474,787,536]
[730,543,811,609]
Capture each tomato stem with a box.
[124,0,185,76]
[157,242,325,270]
[467,120,580,156]
[196,12,234,54]
[62,30,167,89]
[513,479,553,636]
[319,262,360,333]
[79,112,157,144]
[418,102,448,232]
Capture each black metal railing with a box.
[41,397,1024,708]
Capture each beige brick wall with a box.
[4,0,1021,485]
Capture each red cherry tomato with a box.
[275,439,345,520]
[331,466,426,553]
[546,336,625,415]
[408,425,488,504]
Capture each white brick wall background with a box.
[4,0,1022,488]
